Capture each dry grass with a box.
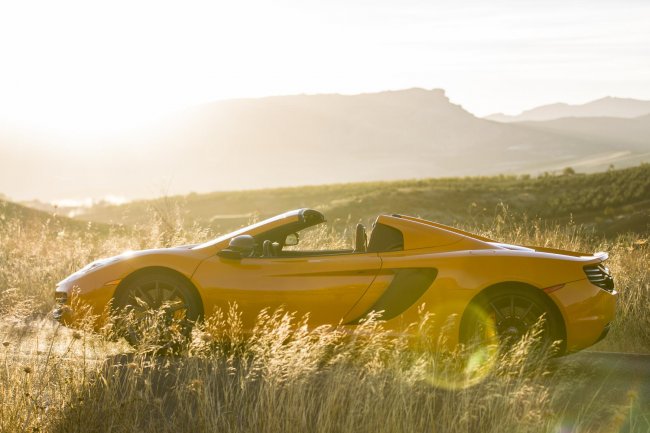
[0,207,648,433]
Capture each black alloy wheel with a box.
[461,287,562,355]
[115,272,202,348]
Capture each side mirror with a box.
[218,234,255,259]
[285,232,299,246]
[217,249,243,260]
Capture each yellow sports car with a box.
[54,209,616,354]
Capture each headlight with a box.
[57,255,124,285]
[78,256,122,275]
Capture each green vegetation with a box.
[79,164,650,237]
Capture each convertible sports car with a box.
[54,209,616,354]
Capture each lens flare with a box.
[422,306,500,390]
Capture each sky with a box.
[0,0,649,133]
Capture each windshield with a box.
[193,210,301,249]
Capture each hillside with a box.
[0,198,106,234]
[2,89,649,203]
[514,115,650,171]
[486,96,650,122]
[147,88,614,185]
[75,164,650,238]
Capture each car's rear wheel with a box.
[460,286,563,355]
[114,272,202,349]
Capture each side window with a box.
[367,223,404,253]
[282,224,352,252]
[252,223,354,258]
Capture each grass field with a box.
[1,189,649,432]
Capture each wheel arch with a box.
[112,266,205,317]
[460,281,567,351]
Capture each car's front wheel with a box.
[114,272,202,349]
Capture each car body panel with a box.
[362,249,616,351]
[550,279,617,351]
[193,252,382,328]
[55,208,617,354]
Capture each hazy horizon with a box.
[3,87,650,205]
[2,0,650,204]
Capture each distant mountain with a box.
[1,88,649,202]
[519,115,650,149]
[146,89,650,188]
[486,97,650,122]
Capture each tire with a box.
[460,286,563,355]
[114,272,202,349]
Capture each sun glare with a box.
[0,1,283,133]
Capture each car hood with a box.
[58,244,204,285]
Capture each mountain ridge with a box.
[486,96,650,122]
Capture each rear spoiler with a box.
[594,251,609,261]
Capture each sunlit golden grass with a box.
[0,207,648,432]
[2,301,648,433]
